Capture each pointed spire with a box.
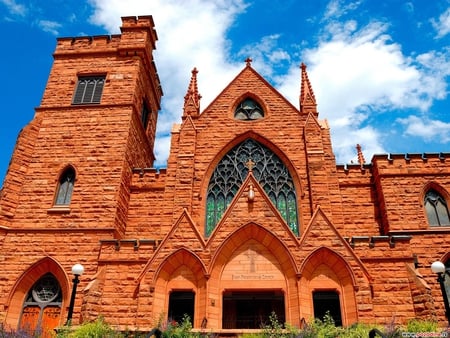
[300,63,317,116]
[356,144,366,166]
[183,67,201,118]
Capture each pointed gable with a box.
[135,209,206,285]
[200,62,300,119]
[298,206,371,282]
[207,174,299,251]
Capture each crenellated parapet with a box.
[372,152,450,176]
[55,16,157,55]
[131,167,167,190]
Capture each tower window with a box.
[55,167,75,205]
[142,102,150,130]
[206,138,298,236]
[425,189,450,226]
[72,76,105,104]
[234,98,264,120]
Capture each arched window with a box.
[19,273,62,336]
[206,139,298,236]
[424,189,450,226]
[234,98,264,120]
[55,167,75,205]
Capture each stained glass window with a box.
[206,139,298,236]
[19,273,62,337]
[234,98,264,120]
[425,189,450,226]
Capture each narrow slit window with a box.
[55,167,75,205]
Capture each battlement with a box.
[131,167,167,190]
[372,152,450,176]
[373,152,449,163]
[336,163,372,174]
[54,15,157,55]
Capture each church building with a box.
[1,15,450,336]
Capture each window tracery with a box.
[206,139,298,236]
[234,98,264,120]
[424,189,450,226]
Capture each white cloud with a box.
[432,7,450,38]
[0,0,27,17]
[278,19,450,163]
[397,115,450,142]
[323,0,362,20]
[38,20,62,35]
[89,0,247,166]
[87,0,450,166]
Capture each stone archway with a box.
[209,223,299,329]
[4,257,70,336]
[152,249,207,328]
[299,247,358,325]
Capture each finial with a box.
[245,57,253,67]
[299,62,317,115]
[183,67,201,118]
[246,158,255,172]
[356,144,366,166]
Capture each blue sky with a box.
[1,0,450,186]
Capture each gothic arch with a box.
[231,92,268,120]
[152,249,208,328]
[208,223,300,327]
[299,247,358,325]
[202,133,304,236]
[420,182,450,206]
[4,257,70,330]
[421,182,450,227]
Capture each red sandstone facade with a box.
[1,15,450,336]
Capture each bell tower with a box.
[0,16,162,237]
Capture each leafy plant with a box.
[56,316,123,338]
[406,318,438,333]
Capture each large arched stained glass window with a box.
[206,138,298,236]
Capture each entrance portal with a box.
[222,291,285,329]
[313,291,342,326]
[168,291,195,324]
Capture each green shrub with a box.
[406,318,438,333]
[56,317,123,338]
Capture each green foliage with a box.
[261,311,299,337]
[406,318,439,332]
[56,317,123,338]
[160,314,198,338]
[0,316,444,338]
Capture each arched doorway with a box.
[209,224,299,329]
[151,249,207,328]
[299,247,358,325]
[4,258,70,337]
[19,273,63,337]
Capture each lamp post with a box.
[66,263,84,325]
[431,261,450,326]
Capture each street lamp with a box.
[66,263,84,324]
[431,261,450,325]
